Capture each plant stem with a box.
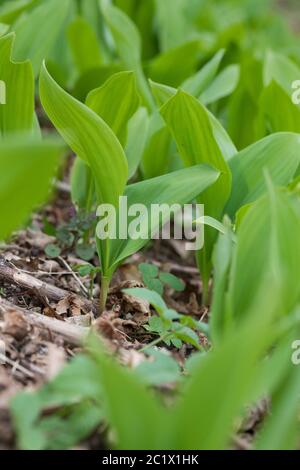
[202,274,209,306]
[140,333,171,352]
[99,275,110,313]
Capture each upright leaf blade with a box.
[0,33,34,135]
[106,164,220,271]
[13,0,71,76]
[229,182,300,321]
[39,63,128,208]
[67,15,103,74]
[0,137,64,239]
[101,1,154,110]
[226,133,300,216]
[86,71,140,146]
[161,90,231,218]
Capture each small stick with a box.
[0,258,97,314]
[0,297,88,346]
[0,353,35,379]
[58,256,89,297]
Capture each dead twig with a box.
[58,256,89,297]
[0,257,97,314]
[0,297,88,346]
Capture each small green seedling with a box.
[75,263,101,299]
[139,262,185,295]
[124,287,206,351]
[44,211,96,262]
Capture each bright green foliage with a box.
[100,0,154,110]
[226,133,300,216]
[40,63,128,210]
[229,181,300,323]
[139,262,185,295]
[12,0,71,77]
[3,0,300,452]
[67,16,103,74]
[161,90,232,298]
[0,33,34,135]
[0,0,37,24]
[125,287,201,349]
[0,137,64,240]
[86,71,140,146]
[39,64,220,308]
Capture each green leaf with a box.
[0,33,34,135]
[255,348,300,450]
[256,80,300,137]
[75,243,95,262]
[101,1,154,110]
[39,63,128,209]
[92,348,169,450]
[124,287,167,316]
[0,0,36,24]
[210,219,234,344]
[67,15,103,74]
[200,64,240,105]
[11,392,46,450]
[86,71,140,146]
[73,64,124,102]
[144,277,164,295]
[38,402,103,450]
[183,49,225,97]
[226,133,300,217]
[135,349,180,386]
[161,90,232,291]
[228,181,300,322]
[173,325,200,349]
[0,137,63,240]
[149,80,237,161]
[141,111,172,179]
[45,244,61,258]
[159,272,185,292]
[139,262,159,279]
[194,215,229,235]
[145,315,166,334]
[154,0,191,51]
[11,354,103,450]
[70,158,94,210]
[107,164,220,271]
[149,80,175,107]
[125,107,149,178]
[171,312,274,449]
[13,0,71,77]
[101,0,141,68]
[148,40,202,88]
[161,90,231,219]
[264,50,300,95]
[227,57,263,150]
[0,23,9,37]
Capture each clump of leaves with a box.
[124,287,204,350]
[139,262,185,295]
[39,64,220,313]
[44,210,96,261]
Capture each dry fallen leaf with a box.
[116,281,150,314]
[55,294,86,317]
[2,310,31,341]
